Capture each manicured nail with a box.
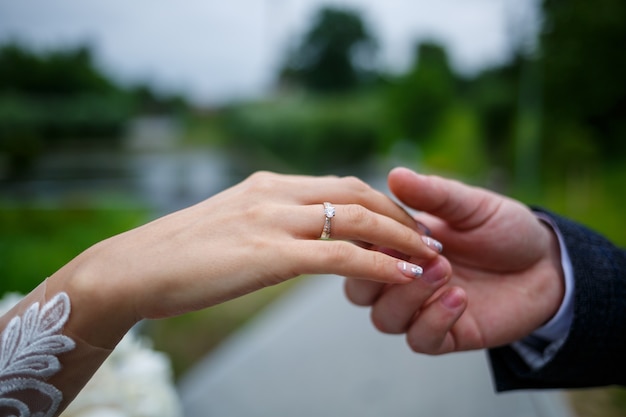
[421,236,443,253]
[416,221,432,236]
[420,268,443,284]
[397,261,423,279]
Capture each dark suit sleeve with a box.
[488,210,626,391]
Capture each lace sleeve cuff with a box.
[0,282,74,417]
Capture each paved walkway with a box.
[178,276,574,417]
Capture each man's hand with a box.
[345,167,565,354]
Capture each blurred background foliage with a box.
[279,7,379,92]
[0,43,187,179]
[1,0,626,412]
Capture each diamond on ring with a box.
[321,202,335,239]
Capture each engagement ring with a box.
[320,202,335,239]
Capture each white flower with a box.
[61,331,183,417]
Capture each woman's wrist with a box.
[46,241,139,350]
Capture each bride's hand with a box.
[50,171,447,348]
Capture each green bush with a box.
[222,93,386,173]
[0,93,135,178]
[0,204,146,295]
[0,93,134,141]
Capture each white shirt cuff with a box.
[511,212,575,370]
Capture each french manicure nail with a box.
[416,221,432,236]
[397,261,423,279]
[421,236,443,253]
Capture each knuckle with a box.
[371,314,393,334]
[342,175,365,186]
[406,332,442,356]
[344,281,374,306]
[371,311,404,335]
[323,241,353,265]
[341,176,371,193]
[407,332,431,354]
[344,204,375,229]
[346,291,375,307]
[246,171,279,190]
[247,170,271,182]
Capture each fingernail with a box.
[416,221,432,236]
[397,261,423,279]
[420,260,447,284]
[441,288,465,310]
[421,236,443,253]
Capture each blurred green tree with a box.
[465,56,524,173]
[0,43,187,179]
[386,42,457,143]
[129,83,188,115]
[0,44,117,95]
[279,6,378,92]
[0,44,132,178]
[540,0,626,165]
[222,93,384,174]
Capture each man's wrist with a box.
[533,212,575,342]
[512,211,575,370]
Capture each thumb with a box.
[387,167,500,229]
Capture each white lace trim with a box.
[0,292,75,417]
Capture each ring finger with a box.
[294,203,440,261]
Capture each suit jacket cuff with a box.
[489,209,626,391]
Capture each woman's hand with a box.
[344,167,565,354]
[50,171,444,348]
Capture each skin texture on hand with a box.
[0,171,449,415]
[45,171,444,350]
[344,167,565,355]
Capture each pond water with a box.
[0,145,238,216]
[0,112,403,215]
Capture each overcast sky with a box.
[0,0,539,105]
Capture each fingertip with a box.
[389,166,417,176]
[371,308,406,335]
[387,167,428,209]
[405,285,466,354]
[417,255,452,285]
[421,235,443,253]
[343,277,385,306]
[441,287,467,311]
[388,166,419,185]
[388,166,409,176]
